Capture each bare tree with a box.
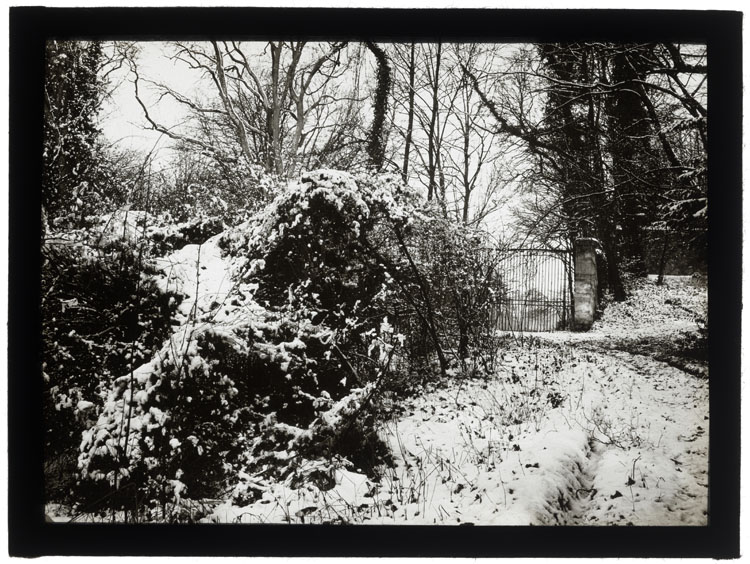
[127,41,364,181]
[387,43,455,204]
[439,45,510,225]
[400,43,416,182]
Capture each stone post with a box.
[573,238,599,330]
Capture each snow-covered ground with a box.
[203,276,708,525]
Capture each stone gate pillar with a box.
[573,238,599,330]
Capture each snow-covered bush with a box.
[144,215,225,255]
[224,170,412,330]
[222,168,441,386]
[75,171,412,514]
[74,170,507,518]
[42,238,178,502]
[147,147,283,227]
[76,209,225,257]
[76,302,392,515]
[226,168,506,376]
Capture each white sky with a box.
[101,42,200,165]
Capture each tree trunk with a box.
[270,43,283,176]
[600,233,627,301]
[656,231,670,285]
[365,42,391,171]
[461,98,472,224]
[456,287,470,360]
[402,43,416,183]
[607,47,654,274]
[426,43,442,201]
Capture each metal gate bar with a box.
[492,248,573,332]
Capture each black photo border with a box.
[8,6,742,558]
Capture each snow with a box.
[93,208,151,245]
[523,275,706,344]
[151,231,236,323]
[197,275,708,525]
[76,400,95,412]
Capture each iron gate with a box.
[492,248,573,332]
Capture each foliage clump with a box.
[43,40,105,227]
[74,172,399,515]
[71,170,505,520]
[42,239,178,502]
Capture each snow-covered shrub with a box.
[76,171,415,514]
[74,169,507,518]
[42,238,178,502]
[148,148,282,227]
[230,169,505,377]
[77,304,389,514]
[226,170,410,331]
[222,169,432,383]
[76,208,225,257]
[145,215,225,255]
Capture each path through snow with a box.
[558,342,708,525]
